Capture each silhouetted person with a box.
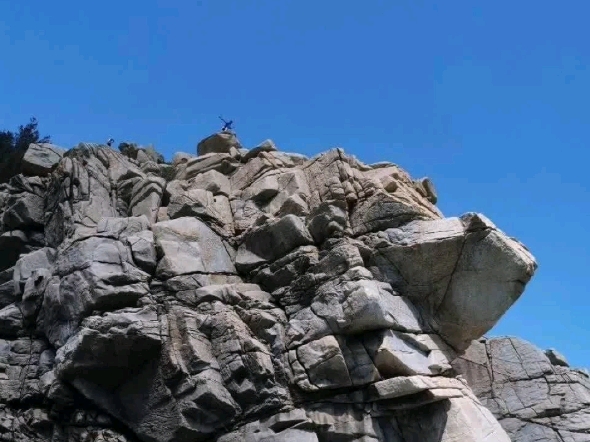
[106,138,114,147]
[219,116,234,132]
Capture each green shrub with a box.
[0,117,50,183]
[144,145,165,164]
[117,142,139,159]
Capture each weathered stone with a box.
[96,215,151,238]
[414,177,438,204]
[236,215,314,272]
[308,278,425,336]
[241,139,278,163]
[2,192,45,229]
[43,236,150,347]
[230,152,288,193]
[13,248,56,296]
[454,337,590,441]
[350,191,437,235]
[166,185,234,235]
[252,245,319,292]
[178,153,239,181]
[277,193,309,217]
[364,329,451,377]
[22,143,65,177]
[242,174,280,205]
[153,217,236,278]
[156,206,169,222]
[369,375,465,400]
[20,268,53,320]
[126,230,157,273]
[129,175,165,223]
[197,132,241,156]
[306,200,350,243]
[188,169,231,196]
[218,409,318,442]
[0,304,24,337]
[295,335,352,390]
[0,139,548,442]
[365,214,537,350]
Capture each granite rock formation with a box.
[453,337,590,442]
[0,133,575,442]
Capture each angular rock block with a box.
[22,143,65,177]
[365,213,537,350]
[236,215,314,272]
[197,131,242,157]
[153,217,236,279]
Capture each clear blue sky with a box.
[1,1,588,368]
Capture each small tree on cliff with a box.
[117,141,140,159]
[0,117,51,183]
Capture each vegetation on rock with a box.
[0,117,50,183]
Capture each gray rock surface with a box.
[196,132,242,157]
[22,143,66,177]
[0,130,573,442]
[453,337,590,442]
[362,213,536,351]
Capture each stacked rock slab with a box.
[0,133,556,441]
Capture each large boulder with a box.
[22,143,65,177]
[152,217,236,279]
[235,215,314,272]
[364,213,537,350]
[196,132,241,157]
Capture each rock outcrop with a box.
[0,133,576,442]
[453,337,590,442]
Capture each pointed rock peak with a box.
[241,139,278,163]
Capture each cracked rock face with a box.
[0,136,551,441]
[453,337,590,442]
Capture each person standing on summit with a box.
[219,116,234,132]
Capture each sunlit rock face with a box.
[0,136,542,441]
[453,337,590,442]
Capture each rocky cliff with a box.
[454,337,590,441]
[0,132,583,441]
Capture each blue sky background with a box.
[1,1,588,367]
